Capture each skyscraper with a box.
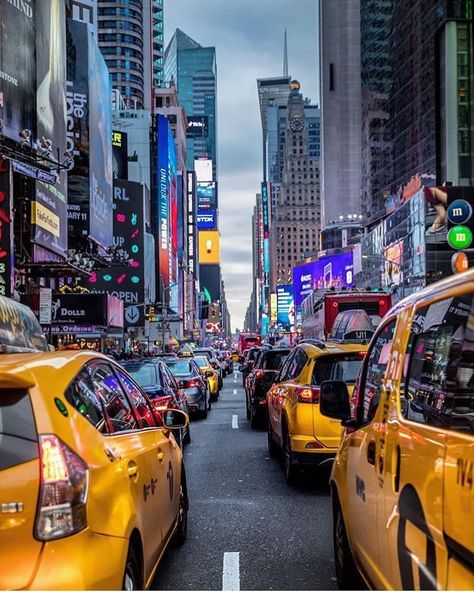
[319,0,362,225]
[97,0,164,109]
[164,29,218,180]
[270,82,321,289]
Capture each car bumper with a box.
[183,388,206,411]
[28,529,127,590]
[290,435,337,465]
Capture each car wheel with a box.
[123,546,140,590]
[333,499,364,590]
[200,399,208,419]
[246,396,250,420]
[283,426,300,485]
[173,467,189,546]
[207,391,212,411]
[250,405,260,430]
[267,420,277,457]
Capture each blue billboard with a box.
[293,251,355,307]
[197,210,217,230]
[276,285,295,330]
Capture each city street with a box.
[153,371,336,591]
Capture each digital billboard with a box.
[168,123,178,313]
[197,210,217,230]
[199,231,220,264]
[187,116,208,138]
[196,182,217,210]
[194,159,213,183]
[0,159,13,297]
[293,251,355,307]
[383,241,403,287]
[0,0,36,143]
[34,0,68,259]
[276,285,295,330]
[83,180,145,328]
[187,171,197,275]
[112,130,128,179]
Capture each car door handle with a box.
[157,449,165,463]
[127,461,139,479]
[367,440,376,465]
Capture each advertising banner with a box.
[194,159,213,183]
[168,123,178,313]
[34,0,68,259]
[197,182,217,210]
[199,230,220,265]
[83,179,145,328]
[50,293,108,325]
[112,130,128,180]
[88,33,113,249]
[293,251,355,307]
[187,116,208,138]
[157,115,170,287]
[187,171,197,275]
[276,285,295,329]
[0,0,36,143]
[0,159,13,297]
[66,19,113,251]
[199,264,221,302]
[197,210,217,230]
[270,293,277,324]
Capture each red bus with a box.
[238,332,262,355]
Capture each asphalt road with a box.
[152,370,337,591]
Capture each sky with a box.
[165,1,319,330]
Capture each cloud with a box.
[166,1,318,329]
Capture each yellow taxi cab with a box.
[266,339,367,484]
[193,354,219,401]
[318,269,474,590]
[231,351,240,364]
[0,296,189,590]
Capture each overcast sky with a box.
[166,1,319,330]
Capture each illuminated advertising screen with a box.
[0,0,36,143]
[187,171,197,275]
[187,116,208,138]
[199,231,220,265]
[34,0,68,259]
[0,159,13,297]
[194,159,213,183]
[197,210,217,230]
[157,115,170,287]
[112,130,128,179]
[276,285,295,330]
[270,293,277,324]
[196,182,217,210]
[83,179,145,328]
[293,251,355,307]
[383,241,403,287]
[168,123,178,313]
[261,182,270,274]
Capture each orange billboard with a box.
[198,231,220,264]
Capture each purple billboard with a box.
[293,251,355,307]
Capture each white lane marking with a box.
[232,415,239,429]
[233,389,237,395]
[222,552,240,591]
[234,372,238,379]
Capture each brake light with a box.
[182,379,199,388]
[255,370,264,379]
[296,386,320,404]
[36,435,88,541]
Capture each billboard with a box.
[197,210,217,230]
[112,130,128,180]
[187,171,197,275]
[0,0,36,143]
[187,116,208,138]
[293,251,355,307]
[194,159,213,183]
[200,264,221,302]
[196,182,217,210]
[199,231,220,265]
[34,0,68,259]
[270,293,277,324]
[0,159,13,297]
[82,180,145,328]
[88,33,113,249]
[383,241,403,286]
[276,285,295,330]
[66,19,113,251]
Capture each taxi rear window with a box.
[312,354,364,386]
[0,391,38,471]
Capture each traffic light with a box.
[446,188,474,273]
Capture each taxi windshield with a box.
[166,360,193,376]
[123,364,159,388]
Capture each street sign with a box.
[125,305,140,325]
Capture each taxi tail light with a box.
[296,386,320,404]
[36,435,88,541]
[255,370,264,379]
[181,379,199,388]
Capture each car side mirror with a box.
[319,380,351,421]
[162,409,188,430]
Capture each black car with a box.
[246,348,291,428]
[165,357,211,418]
[239,346,261,387]
[121,359,191,445]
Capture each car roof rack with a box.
[299,338,326,349]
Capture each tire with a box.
[123,546,140,590]
[267,420,277,457]
[333,499,364,590]
[207,392,212,411]
[246,396,251,420]
[200,404,208,419]
[282,425,300,486]
[250,405,260,429]
[172,467,189,546]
